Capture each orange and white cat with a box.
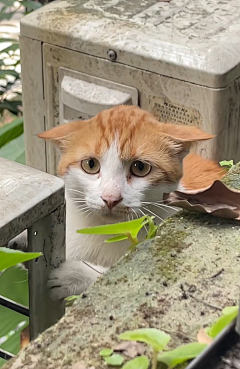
[38,105,225,300]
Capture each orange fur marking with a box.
[182,153,227,190]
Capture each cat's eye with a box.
[130,161,151,177]
[81,158,100,174]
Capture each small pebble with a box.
[188,285,197,293]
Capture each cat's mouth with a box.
[87,204,132,218]
[101,206,131,217]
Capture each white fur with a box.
[48,141,178,300]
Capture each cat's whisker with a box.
[142,206,164,222]
[86,210,93,218]
[138,208,148,234]
[142,201,177,212]
[68,188,85,196]
[77,207,91,215]
[131,208,139,220]
[153,203,178,213]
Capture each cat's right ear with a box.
[38,120,85,152]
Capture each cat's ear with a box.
[158,123,214,142]
[158,123,214,161]
[38,120,85,151]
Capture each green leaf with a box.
[0,69,19,78]
[0,43,19,54]
[104,354,124,366]
[100,348,113,357]
[0,0,15,7]
[146,216,158,239]
[0,247,42,272]
[0,133,25,164]
[21,0,42,10]
[105,235,129,243]
[222,306,238,316]
[0,100,22,115]
[119,328,171,352]
[158,342,207,368]
[207,307,238,338]
[64,295,79,306]
[0,117,23,148]
[122,356,149,369]
[0,265,29,367]
[0,10,17,21]
[0,38,18,43]
[219,160,234,169]
[77,216,147,235]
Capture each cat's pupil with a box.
[137,161,144,171]
[89,159,95,169]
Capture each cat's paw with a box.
[47,260,99,301]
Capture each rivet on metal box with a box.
[20,0,240,176]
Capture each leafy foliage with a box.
[0,266,29,368]
[0,0,43,163]
[100,348,113,357]
[157,342,207,368]
[122,356,149,369]
[77,215,157,247]
[0,117,23,148]
[0,247,42,272]
[104,354,124,366]
[119,328,171,352]
[206,306,238,338]
[219,160,234,169]
[100,306,239,369]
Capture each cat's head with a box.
[38,105,213,219]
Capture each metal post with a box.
[28,203,66,340]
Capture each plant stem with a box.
[152,350,158,369]
[126,233,139,248]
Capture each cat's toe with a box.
[48,284,70,301]
[47,268,71,300]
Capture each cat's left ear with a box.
[158,123,214,160]
[158,123,214,142]
[38,120,86,152]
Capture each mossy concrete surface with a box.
[5,167,240,369]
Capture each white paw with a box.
[47,268,72,301]
[47,261,99,301]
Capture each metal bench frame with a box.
[0,158,66,360]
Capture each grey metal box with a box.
[20,0,240,174]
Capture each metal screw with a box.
[107,49,117,61]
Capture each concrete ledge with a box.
[4,165,240,369]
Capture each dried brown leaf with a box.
[164,180,240,220]
[20,325,30,349]
[197,328,213,345]
[113,341,145,358]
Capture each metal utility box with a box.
[20,0,240,175]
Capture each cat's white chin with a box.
[88,206,130,220]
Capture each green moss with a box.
[150,220,189,281]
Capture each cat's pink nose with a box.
[101,196,122,209]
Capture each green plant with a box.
[99,306,239,369]
[0,0,43,163]
[205,306,238,339]
[0,117,25,163]
[66,216,157,306]
[0,248,41,367]
[99,328,206,369]
[219,160,234,169]
[77,215,158,248]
